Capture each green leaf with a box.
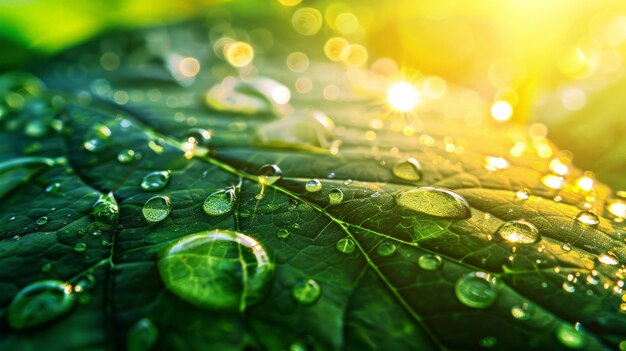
[1,18,625,351]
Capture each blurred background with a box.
[1,0,624,189]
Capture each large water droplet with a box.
[143,195,172,222]
[574,210,599,226]
[258,164,282,185]
[92,192,119,229]
[305,179,322,192]
[141,171,170,191]
[203,188,235,216]
[455,272,499,309]
[597,252,619,266]
[158,230,273,311]
[606,198,626,220]
[328,188,344,205]
[336,238,355,254]
[83,124,111,152]
[127,317,158,351]
[396,186,471,219]
[556,324,586,349]
[291,279,321,305]
[8,280,77,329]
[496,220,540,244]
[392,157,422,181]
[418,254,443,271]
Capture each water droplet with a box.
[561,243,572,252]
[117,149,137,163]
[496,220,540,244]
[484,156,509,172]
[574,210,599,226]
[541,174,565,190]
[73,243,87,253]
[127,317,158,351]
[142,195,171,223]
[75,274,96,292]
[515,188,530,200]
[328,188,344,205]
[556,324,586,349]
[396,186,471,219]
[184,128,211,146]
[344,179,352,185]
[45,182,61,193]
[291,279,321,305]
[392,157,422,181]
[562,281,576,293]
[418,254,443,271]
[8,280,76,329]
[36,216,48,225]
[606,198,626,220]
[336,238,355,254]
[455,272,499,309]
[586,271,600,285]
[377,242,397,257]
[203,188,235,216]
[83,124,111,152]
[276,228,291,238]
[141,171,170,191]
[597,252,619,266]
[158,230,273,311]
[305,179,322,192]
[511,303,532,320]
[258,164,282,185]
[479,336,497,348]
[92,192,119,229]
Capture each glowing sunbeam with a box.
[387,81,420,112]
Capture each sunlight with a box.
[387,81,420,112]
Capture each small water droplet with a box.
[392,157,423,181]
[606,198,626,220]
[291,279,321,305]
[574,210,599,226]
[83,124,111,152]
[418,254,443,271]
[305,179,322,192]
[496,220,540,244]
[73,243,87,253]
[336,238,355,254]
[203,188,235,216]
[328,188,344,205]
[455,272,499,309]
[258,164,282,185]
[561,243,572,252]
[541,174,565,190]
[117,149,137,163]
[140,171,170,191]
[396,186,471,219]
[45,182,61,193]
[184,128,211,146]
[127,317,158,351]
[511,303,533,320]
[142,195,172,222]
[276,228,291,238]
[586,271,600,285]
[377,242,397,257]
[597,252,619,266]
[75,275,96,292]
[556,324,586,349]
[36,216,48,225]
[158,230,273,311]
[484,156,509,172]
[515,188,530,200]
[8,280,77,329]
[562,281,576,293]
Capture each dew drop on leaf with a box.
[8,280,77,330]
[158,230,273,311]
[418,254,443,271]
[336,238,355,254]
[127,317,158,351]
[140,171,170,191]
[556,324,586,349]
[92,192,119,229]
[83,124,111,152]
[203,188,235,216]
[184,128,211,146]
[276,228,291,238]
[36,216,48,225]
[511,303,532,320]
[597,252,619,266]
[561,243,572,252]
[515,188,530,200]
[562,281,576,293]
[496,220,541,244]
[328,188,344,205]
[392,157,422,181]
[396,186,471,219]
[258,164,282,185]
[455,272,499,309]
[574,210,599,226]
[117,149,137,163]
[305,179,322,192]
[45,182,61,193]
[73,243,87,253]
[291,279,321,305]
[142,195,172,223]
